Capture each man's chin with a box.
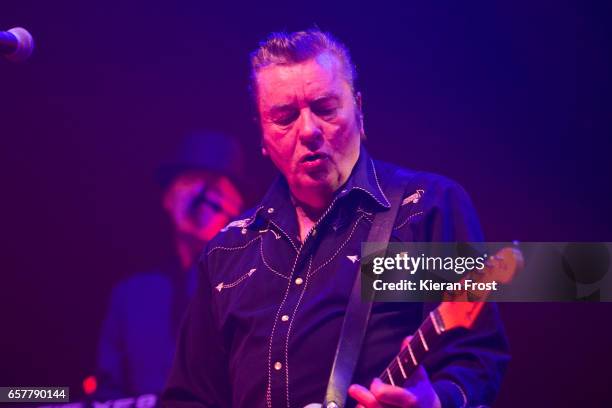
[296,172,338,192]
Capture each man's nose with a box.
[297,109,323,149]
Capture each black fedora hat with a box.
[155,131,245,189]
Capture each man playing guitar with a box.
[162,29,509,408]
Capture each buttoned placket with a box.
[265,202,341,408]
[260,153,390,407]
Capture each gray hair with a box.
[249,29,358,104]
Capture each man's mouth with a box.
[300,152,329,164]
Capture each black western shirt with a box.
[163,148,509,408]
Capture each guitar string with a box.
[380,314,436,385]
[378,251,515,386]
[382,343,415,385]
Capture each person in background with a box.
[95,132,244,399]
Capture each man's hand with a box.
[348,337,442,408]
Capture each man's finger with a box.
[404,366,442,408]
[404,365,429,389]
[401,335,414,351]
[370,377,418,407]
[348,384,383,408]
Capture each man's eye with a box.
[313,107,337,117]
[312,100,339,118]
[272,111,299,126]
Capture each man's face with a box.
[163,171,243,242]
[256,52,362,201]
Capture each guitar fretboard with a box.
[379,309,445,387]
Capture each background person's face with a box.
[163,171,243,242]
[256,53,362,200]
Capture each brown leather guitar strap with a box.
[323,169,407,408]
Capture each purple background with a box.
[1,1,611,406]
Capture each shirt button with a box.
[241,228,247,235]
[267,207,275,214]
[311,228,317,236]
[295,277,303,285]
[281,315,289,322]
[274,361,282,370]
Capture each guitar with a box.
[305,246,523,408]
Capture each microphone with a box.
[0,27,34,62]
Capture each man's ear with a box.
[261,138,269,156]
[253,112,269,156]
[355,92,366,140]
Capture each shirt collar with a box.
[337,145,391,209]
[253,146,390,240]
[254,176,300,246]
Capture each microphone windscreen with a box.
[6,27,34,62]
